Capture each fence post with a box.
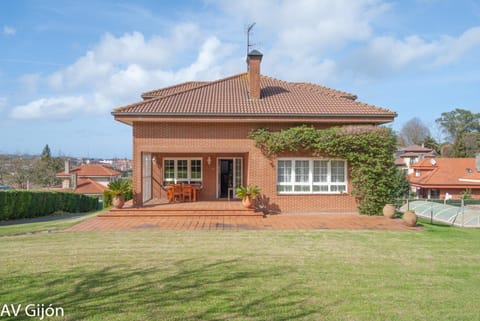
[461,198,464,227]
[430,201,433,224]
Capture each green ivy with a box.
[250,125,399,215]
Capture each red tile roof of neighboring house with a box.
[409,158,480,188]
[57,164,120,178]
[400,151,436,158]
[394,158,405,166]
[400,144,434,153]
[113,73,396,120]
[73,178,108,195]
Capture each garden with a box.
[1,219,479,321]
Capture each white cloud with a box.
[348,26,480,78]
[433,26,480,65]
[13,23,239,120]
[213,0,390,55]
[10,96,87,120]
[2,26,15,36]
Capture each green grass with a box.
[0,209,104,236]
[0,224,479,320]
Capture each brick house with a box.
[56,161,121,197]
[394,144,437,174]
[112,51,397,212]
[409,157,480,200]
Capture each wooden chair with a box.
[182,184,193,202]
[173,184,183,202]
[166,184,174,202]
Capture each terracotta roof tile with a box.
[409,158,480,188]
[400,145,435,153]
[400,152,436,158]
[73,178,107,195]
[57,164,120,177]
[141,81,208,99]
[113,73,396,119]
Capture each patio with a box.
[67,211,421,231]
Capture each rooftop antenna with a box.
[246,22,256,57]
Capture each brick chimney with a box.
[64,159,70,174]
[247,50,263,99]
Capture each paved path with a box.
[66,213,421,231]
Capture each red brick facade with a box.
[132,121,358,212]
[115,50,397,213]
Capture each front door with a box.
[218,158,243,199]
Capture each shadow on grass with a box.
[1,259,320,321]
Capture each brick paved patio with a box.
[67,212,421,231]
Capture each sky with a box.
[1,0,479,158]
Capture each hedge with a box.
[0,190,98,220]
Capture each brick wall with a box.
[132,121,359,213]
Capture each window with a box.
[277,158,347,194]
[163,158,202,185]
[429,189,440,199]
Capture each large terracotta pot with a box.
[112,194,125,209]
[403,211,417,227]
[242,196,253,209]
[383,204,396,219]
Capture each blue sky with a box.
[1,0,479,158]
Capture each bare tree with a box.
[400,117,431,146]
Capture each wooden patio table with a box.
[166,184,200,202]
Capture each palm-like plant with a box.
[235,185,260,208]
[106,179,132,209]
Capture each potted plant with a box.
[106,179,131,209]
[235,185,261,208]
[403,210,417,227]
[383,203,396,219]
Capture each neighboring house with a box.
[395,144,437,174]
[56,161,121,197]
[112,50,397,212]
[408,156,480,200]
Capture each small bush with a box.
[0,190,98,220]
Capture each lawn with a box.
[0,223,479,320]
[0,209,103,237]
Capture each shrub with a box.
[0,190,97,220]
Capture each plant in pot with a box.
[235,185,261,209]
[403,210,417,227]
[106,179,132,209]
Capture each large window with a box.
[277,158,347,194]
[163,158,202,185]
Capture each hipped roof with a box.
[112,73,396,123]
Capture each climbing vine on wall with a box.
[249,125,399,215]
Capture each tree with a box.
[400,117,431,146]
[423,136,440,154]
[34,145,64,187]
[436,109,480,157]
[41,144,51,161]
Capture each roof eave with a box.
[113,112,396,124]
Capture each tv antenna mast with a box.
[246,22,256,56]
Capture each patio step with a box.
[100,210,263,217]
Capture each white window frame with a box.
[163,158,202,185]
[277,158,348,194]
[142,153,152,202]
